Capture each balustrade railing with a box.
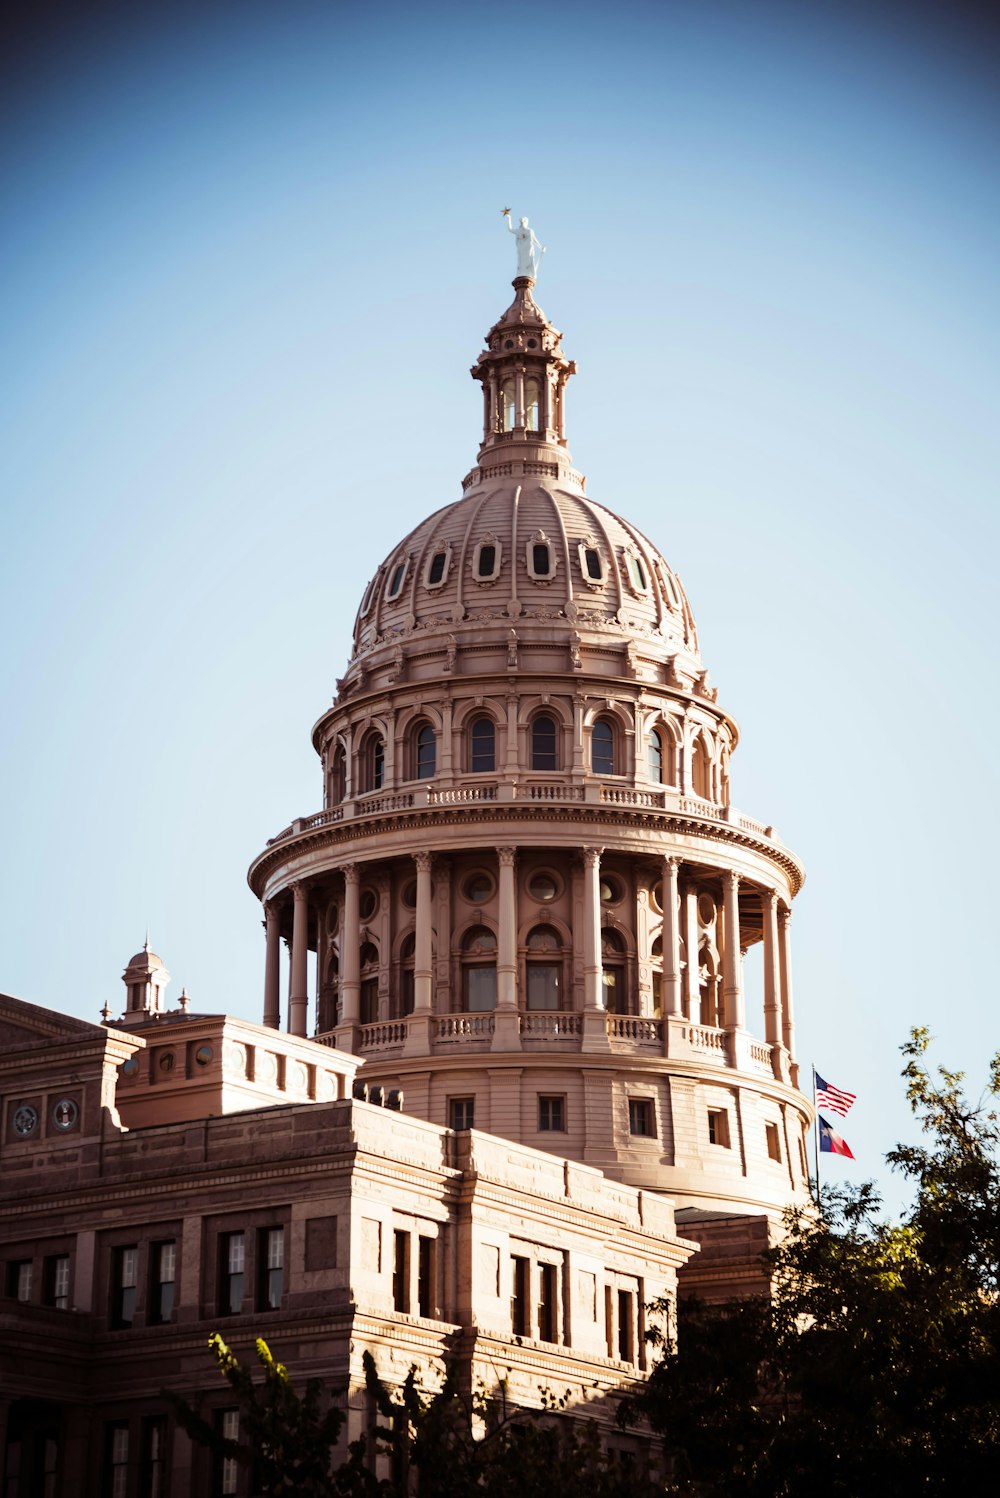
[607,1015,662,1044]
[600,786,667,809]
[519,1011,582,1040]
[428,785,497,805]
[684,1023,727,1054]
[436,1013,495,1041]
[357,1021,407,1050]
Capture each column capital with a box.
[762,887,779,910]
[663,854,681,872]
[583,846,603,867]
[341,862,359,886]
[291,881,308,901]
[778,900,792,924]
[414,851,434,873]
[497,846,517,868]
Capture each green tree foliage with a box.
[624,1029,1000,1496]
[168,1336,657,1497]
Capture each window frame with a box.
[468,715,496,774]
[591,717,617,776]
[708,1108,731,1148]
[628,1098,655,1138]
[424,545,451,590]
[530,714,560,772]
[538,1095,566,1132]
[473,535,502,582]
[384,555,409,602]
[413,722,436,780]
[449,1097,475,1131]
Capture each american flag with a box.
[815,1072,856,1117]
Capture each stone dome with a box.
[351,485,701,669]
[125,943,164,971]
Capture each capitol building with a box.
[0,252,813,1493]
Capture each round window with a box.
[401,880,417,909]
[158,1051,175,1073]
[464,872,494,904]
[121,1057,140,1079]
[527,871,559,902]
[600,874,624,905]
[650,880,663,913]
[359,888,378,920]
[194,1045,214,1067]
[698,893,717,927]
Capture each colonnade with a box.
[261,850,797,1075]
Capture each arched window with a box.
[699,943,721,1027]
[414,723,436,780]
[360,942,379,1025]
[647,730,663,785]
[318,950,339,1033]
[525,378,540,432]
[601,928,628,1014]
[385,558,408,601]
[399,933,415,1017]
[461,927,497,1012]
[360,734,385,793]
[501,379,516,432]
[591,718,616,776]
[330,745,346,804]
[650,935,663,1018]
[692,736,711,799]
[469,716,496,773]
[474,537,501,581]
[531,715,559,771]
[525,925,563,1011]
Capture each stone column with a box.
[413,852,433,1012]
[722,871,745,1030]
[662,857,683,1017]
[778,903,798,1083]
[263,902,281,1030]
[492,847,521,1052]
[683,883,700,1021]
[289,883,309,1038]
[762,890,781,1044]
[582,848,603,1010]
[340,864,361,1026]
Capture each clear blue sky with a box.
[2,0,997,1215]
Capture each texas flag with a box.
[819,1115,854,1158]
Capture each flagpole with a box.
[812,1063,822,1215]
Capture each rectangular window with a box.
[526,963,560,1010]
[217,1410,239,1496]
[449,1097,475,1131]
[765,1122,781,1162]
[258,1229,283,1312]
[392,1230,410,1313]
[8,1259,33,1302]
[105,1424,129,1498]
[617,1289,634,1363]
[511,1255,530,1337]
[708,1109,731,1148]
[538,1262,557,1343]
[220,1233,245,1316]
[628,1098,654,1138]
[151,1240,176,1324]
[538,1096,566,1132]
[141,1416,167,1498]
[360,979,379,1025]
[112,1246,138,1328]
[417,1235,433,1319]
[43,1254,70,1310]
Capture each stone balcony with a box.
[313,1012,790,1083]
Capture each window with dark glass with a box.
[8,1259,33,1302]
[415,723,436,779]
[530,715,558,771]
[461,927,497,1012]
[538,1262,557,1343]
[469,716,495,772]
[417,1235,433,1318]
[766,1122,782,1161]
[330,746,346,803]
[626,553,647,591]
[477,543,497,578]
[112,1246,138,1328]
[149,1240,175,1324]
[43,1253,70,1310]
[628,1099,654,1138]
[601,928,627,1014]
[532,542,551,576]
[584,547,602,580]
[618,1289,634,1362]
[511,1255,529,1336]
[258,1228,284,1311]
[392,1230,410,1312]
[591,719,615,775]
[399,933,415,1016]
[647,730,663,784]
[708,1109,731,1148]
[141,1416,167,1498]
[361,734,384,793]
[386,560,407,599]
[525,925,561,1011]
[538,1095,565,1132]
[449,1097,475,1131]
[360,943,379,1025]
[219,1233,245,1316]
[427,550,447,585]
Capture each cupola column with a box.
[289,883,309,1037]
[583,848,603,1010]
[778,902,798,1084]
[682,882,700,1021]
[413,852,434,1013]
[340,865,361,1026]
[263,902,282,1029]
[661,857,683,1019]
[496,848,518,1009]
[762,889,782,1046]
[722,871,745,1030]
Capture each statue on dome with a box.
[502,209,545,280]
